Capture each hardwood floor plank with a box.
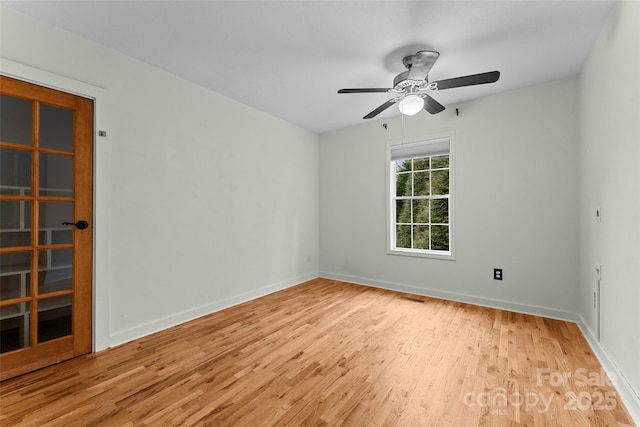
[0,278,635,426]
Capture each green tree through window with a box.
[394,154,450,252]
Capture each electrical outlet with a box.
[493,268,503,281]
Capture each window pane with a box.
[413,158,429,171]
[0,302,31,353]
[1,201,31,247]
[38,294,72,343]
[431,199,449,224]
[414,225,430,250]
[413,171,430,196]
[395,159,412,172]
[40,104,73,152]
[39,153,73,197]
[395,225,411,249]
[0,148,31,195]
[38,249,72,295]
[431,155,449,169]
[413,199,429,224]
[396,173,411,197]
[0,95,32,146]
[431,169,449,195]
[396,199,411,223]
[389,141,452,256]
[431,225,449,251]
[39,202,73,245]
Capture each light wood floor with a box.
[0,278,635,426]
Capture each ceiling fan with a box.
[338,50,500,119]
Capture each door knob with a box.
[62,220,89,230]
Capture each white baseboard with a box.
[320,271,640,426]
[576,315,640,425]
[108,272,318,348]
[320,272,578,322]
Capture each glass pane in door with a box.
[0,302,31,353]
[39,201,73,245]
[0,200,31,247]
[37,294,72,343]
[0,251,32,300]
[0,95,32,146]
[0,148,31,196]
[38,249,72,294]
[39,104,73,152]
[39,153,73,197]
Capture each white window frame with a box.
[386,133,455,260]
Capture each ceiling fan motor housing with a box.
[393,71,431,92]
[393,71,411,88]
[402,51,439,70]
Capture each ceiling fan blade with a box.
[434,71,500,90]
[407,51,440,81]
[338,88,391,94]
[363,99,396,119]
[423,95,446,115]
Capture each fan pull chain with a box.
[401,111,405,146]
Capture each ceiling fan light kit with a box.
[397,95,424,116]
[338,49,500,119]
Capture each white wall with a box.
[0,7,319,347]
[578,0,640,410]
[320,77,580,317]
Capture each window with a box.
[388,137,453,258]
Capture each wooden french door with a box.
[0,76,93,380]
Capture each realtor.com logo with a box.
[463,368,618,415]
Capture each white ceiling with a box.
[4,0,615,134]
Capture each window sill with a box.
[387,248,456,261]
